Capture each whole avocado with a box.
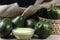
[48,6,60,19]
[0,18,13,37]
[37,8,48,18]
[26,19,37,29]
[35,21,52,39]
[12,16,24,28]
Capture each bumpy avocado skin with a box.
[26,19,37,29]
[37,8,48,18]
[0,18,13,37]
[48,6,60,19]
[35,21,52,39]
[12,16,25,28]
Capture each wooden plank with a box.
[0,35,60,40]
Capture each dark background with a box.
[0,0,36,7]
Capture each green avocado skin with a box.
[37,8,48,18]
[12,16,24,28]
[0,18,13,37]
[26,19,37,29]
[48,6,60,19]
[35,21,52,39]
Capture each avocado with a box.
[27,14,39,21]
[48,6,60,19]
[35,21,52,39]
[37,8,48,18]
[25,19,37,29]
[0,18,13,37]
[12,16,25,28]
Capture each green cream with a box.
[12,28,34,39]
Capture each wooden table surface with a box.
[0,35,60,40]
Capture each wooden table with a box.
[0,35,60,40]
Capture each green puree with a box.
[12,28,34,39]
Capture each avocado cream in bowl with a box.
[12,28,34,39]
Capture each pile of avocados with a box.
[0,6,60,39]
[37,6,60,19]
[0,16,52,39]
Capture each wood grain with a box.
[0,35,60,40]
